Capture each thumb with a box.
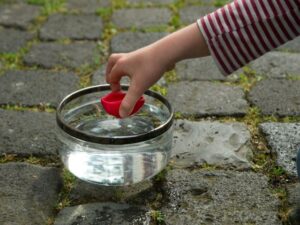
[119,85,143,118]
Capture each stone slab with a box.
[249,52,300,79]
[260,123,300,176]
[0,70,79,107]
[171,120,253,169]
[40,14,103,41]
[166,81,249,116]
[0,162,62,225]
[180,6,217,24]
[53,202,150,225]
[70,179,154,205]
[277,36,300,53]
[0,4,41,29]
[24,42,98,69]
[127,0,174,4]
[287,183,300,224]
[111,32,167,53]
[162,169,281,225]
[175,57,240,81]
[112,8,171,29]
[0,109,59,156]
[0,27,34,53]
[248,79,300,116]
[66,0,111,13]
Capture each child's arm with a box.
[106,23,209,118]
[106,0,300,118]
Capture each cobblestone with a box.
[248,79,300,116]
[112,8,171,29]
[0,163,62,225]
[0,109,59,157]
[167,81,249,116]
[39,14,103,41]
[0,4,41,29]
[0,27,34,53]
[0,70,79,106]
[24,42,98,69]
[111,32,167,53]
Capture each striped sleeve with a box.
[197,0,300,75]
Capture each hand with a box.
[106,46,171,118]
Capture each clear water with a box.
[59,103,172,186]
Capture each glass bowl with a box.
[56,84,174,186]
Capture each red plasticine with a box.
[101,91,145,118]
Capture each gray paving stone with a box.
[260,123,300,176]
[180,6,216,24]
[166,81,249,116]
[249,52,300,79]
[70,179,154,204]
[248,79,300,116]
[0,109,59,156]
[162,169,281,225]
[171,120,253,169]
[0,70,79,106]
[0,162,62,225]
[66,0,110,14]
[40,14,103,41]
[0,27,34,53]
[0,4,41,30]
[112,8,171,29]
[127,0,174,4]
[175,57,240,81]
[53,202,150,225]
[24,42,98,69]
[287,183,300,224]
[277,36,300,53]
[111,32,167,53]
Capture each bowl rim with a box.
[56,84,174,145]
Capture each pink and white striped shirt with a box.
[197,0,300,75]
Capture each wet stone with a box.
[171,120,253,169]
[180,6,216,24]
[40,14,103,41]
[66,0,111,14]
[0,163,62,225]
[0,70,79,107]
[112,8,171,29]
[24,42,98,69]
[0,109,59,156]
[260,123,300,176]
[0,27,34,53]
[162,169,281,225]
[53,202,151,225]
[127,0,174,4]
[248,79,300,116]
[175,57,240,81]
[166,81,249,116]
[276,36,300,53]
[70,179,154,204]
[249,52,300,79]
[0,4,41,30]
[111,32,167,53]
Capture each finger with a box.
[166,63,175,71]
[119,83,143,118]
[105,54,123,83]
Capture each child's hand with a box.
[106,46,172,118]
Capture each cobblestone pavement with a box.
[0,0,299,225]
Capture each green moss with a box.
[56,168,76,211]
[214,0,230,7]
[150,84,167,96]
[96,7,113,22]
[112,0,128,9]
[27,0,66,16]
[151,210,165,224]
[164,69,177,83]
